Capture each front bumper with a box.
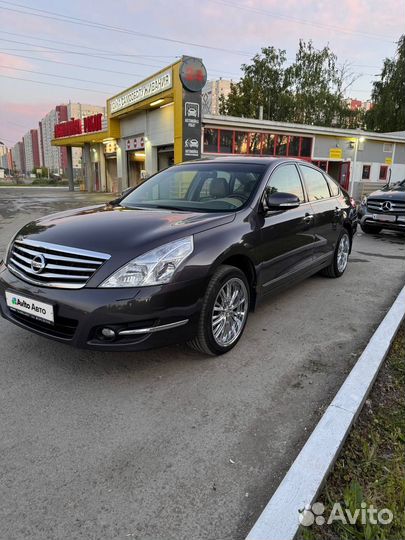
[0,263,206,351]
[359,208,405,231]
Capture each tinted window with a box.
[234,131,248,154]
[289,136,300,156]
[219,130,233,153]
[204,129,218,152]
[262,134,275,155]
[276,135,288,156]
[362,165,371,179]
[249,133,261,154]
[267,164,305,202]
[300,166,331,201]
[325,175,340,196]
[300,137,312,157]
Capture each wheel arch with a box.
[218,253,258,311]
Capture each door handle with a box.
[304,213,314,223]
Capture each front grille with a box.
[367,199,405,214]
[7,239,110,289]
[9,310,78,339]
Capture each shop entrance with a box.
[158,145,174,171]
[127,150,145,187]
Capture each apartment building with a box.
[23,129,41,173]
[202,79,233,115]
[40,103,105,174]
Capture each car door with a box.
[258,163,316,291]
[298,164,339,262]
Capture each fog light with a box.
[100,327,116,340]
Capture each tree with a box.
[219,46,293,121]
[219,40,363,128]
[366,35,405,132]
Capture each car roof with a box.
[180,156,304,166]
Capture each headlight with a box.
[361,196,368,206]
[100,236,194,288]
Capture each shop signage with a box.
[179,57,207,92]
[110,70,172,114]
[54,114,104,138]
[126,135,145,151]
[179,57,206,161]
[385,157,393,165]
[329,148,343,159]
[55,118,82,138]
[83,113,103,133]
[183,95,202,160]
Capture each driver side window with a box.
[267,164,305,202]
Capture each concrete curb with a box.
[246,283,405,540]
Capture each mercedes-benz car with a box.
[359,179,405,234]
[0,158,357,355]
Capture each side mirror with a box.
[265,191,300,211]
[108,187,134,206]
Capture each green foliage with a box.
[366,35,405,132]
[219,39,366,128]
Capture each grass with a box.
[299,323,405,540]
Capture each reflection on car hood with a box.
[16,204,235,256]
[368,188,405,200]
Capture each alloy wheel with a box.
[211,277,248,347]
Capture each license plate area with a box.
[372,213,396,223]
[5,291,54,324]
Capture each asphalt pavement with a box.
[0,188,404,540]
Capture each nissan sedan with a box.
[0,158,357,355]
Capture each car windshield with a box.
[120,162,267,212]
[383,179,405,192]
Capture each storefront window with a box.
[262,134,275,155]
[379,165,388,180]
[276,135,288,156]
[234,131,248,154]
[289,136,300,157]
[300,137,312,157]
[219,130,233,153]
[204,128,218,153]
[362,165,371,180]
[249,133,262,154]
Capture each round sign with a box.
[179,57,207,92]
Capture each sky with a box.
[0,0,403,147]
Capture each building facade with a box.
[202,79,232,116]
[40,103,105,175]
[52,58,405,198]
[23,129,41,173]
[12,141,25,174]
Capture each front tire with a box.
[188,265,250,356]
[321,230,351,278]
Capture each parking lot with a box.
[0,188,404,540]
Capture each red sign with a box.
[54,113,103,138]
[55,119,82,138]
[84,113,102,133]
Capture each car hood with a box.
[368,188,405,200]
[15,204,235,257]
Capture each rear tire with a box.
[361,223,382,234]
[321,230,351,278]
[188,265,250,356]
